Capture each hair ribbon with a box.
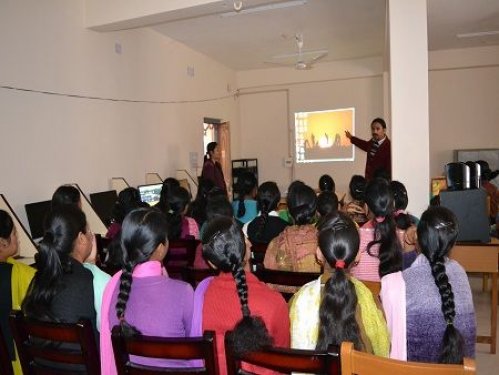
[375,216,386,223]
[335,260,346,269]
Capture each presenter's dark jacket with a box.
[201,159,227,195]
[350,136,391,181]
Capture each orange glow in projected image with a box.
[295,108,355,163]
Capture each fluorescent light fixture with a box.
[457,30,499,39]
[221,0,307,17]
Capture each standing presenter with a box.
[345,117,391,181]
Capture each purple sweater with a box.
[107,270,194,368]
[403,255,476,363]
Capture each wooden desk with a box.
[450,238,498,354]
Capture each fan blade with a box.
[263,61,294,67]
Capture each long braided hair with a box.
[316,212,363,351]
[202,217,272,356]
[234,171,257,219]
[115,208,168,336]
[364,178,402,277]
[253,181,281,241]
[417,206,464,364]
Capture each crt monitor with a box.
[137,183,162,206]
[90,190,118,226]
[25,200,52,240]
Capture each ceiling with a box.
[151,0,499,71]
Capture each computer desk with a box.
[449,238,499,354]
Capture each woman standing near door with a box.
[201,142,227,196]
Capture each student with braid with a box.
[289,212,389,356]
[232,171,258,224]
[165,186,199,240]
[194,217,289,375]
[244,181,289,245]
[100,208,194,374]
[350,178,402,282]
[402,207,476,363]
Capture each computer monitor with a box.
[25,200,52,239]
[137,183,163,206]
[90,190,118,226]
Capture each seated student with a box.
[194,217,289,375]
[318,174,335,193]
[232,171,258,224]
[188,177,215,228]
[165,186,199,240]
[100,208,194,374]
[264,183,321,273]
[383,207,476,364]
[290,211,389,357]
[0,210,36,375]
[51,184,82,209]
[477,160,498,224]
[106,187,146,240]
[350,178,402,282]
[316,191,339,218]
[390,181,418,269]
[154,177,181,215]
[243,181,289,245]
[342,175,369,226]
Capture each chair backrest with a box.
[340,342,476,375]
[224,332,340,374]
[252,264,321,301]
[361,280,381,298]
[111,326,218,374]
[9,310,100,375]
[163,238,201,279]
[0,326,13,375]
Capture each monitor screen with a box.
[137,183,162,206]
[25,200,52,239]
[90,190,118,226]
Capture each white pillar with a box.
[388,0,430,216]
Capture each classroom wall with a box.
[428,46,499,177]
[0,0,239,234]
[236,57,385,195]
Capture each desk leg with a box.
[491,272,497,354]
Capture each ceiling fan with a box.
[265,33,328,70]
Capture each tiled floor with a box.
[470,275,498,374]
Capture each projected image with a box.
[295,108,355,163]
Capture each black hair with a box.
[365,178,402,278]
[116,208,168,336]
[188,178,216,227]
[253,182,281,240]
[157,178,181,214]
[390,181,413,230]
[111,187,145,224]
[166,186,191,240]
[316,212,363,351]
[318,174,335,193]
[202,217,272,356]
[349,175,367,201]
[22,206,87,321]
[317,191,339,217]
[417,206,464,364]
[0,209,14,240]
[206,195,233,221]
[51,185,81,209]
[234,171,257,219]
[287,184,317,225]
[371,117,386,129]
[204,142,218,162]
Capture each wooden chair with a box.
[361,280,381,297]
[252,264,321,301]
[111,326,218,374]
[163,238,201,279]
[224,332,340,374]
[0,326,13,375]
[340,341,476,375]
[249,243,268,267]
[9,310,100,374]
[182,266,219,287]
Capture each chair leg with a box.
[483,274,489,292]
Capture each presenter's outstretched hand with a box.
[345,130,352,139]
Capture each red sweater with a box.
[350,136,391,181]
[203,272,290,375]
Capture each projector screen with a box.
[295,108,355,163]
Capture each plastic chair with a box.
[163,238,201,279]
[9,310,100,374]
[340,341,476,375]
[111,326,218,374]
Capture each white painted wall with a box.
[0,0,238,243]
